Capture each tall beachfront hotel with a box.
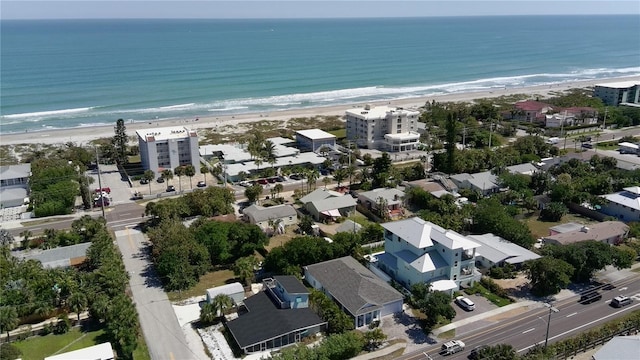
[345,105,421,152]
[136,126,200,176]
[593,81,640,106]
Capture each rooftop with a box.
[206,282,244,300]
[358,188,405,205]
[295,129,336,140]
[226,288,325,350]
[136,126,196,142]
[603,188,640,211]
[594,81,640,89]
[18,242,91,269]
[345,105,419,120]
[45,342,114,360]
[515,100,553,112]
[468,233,540,265]
[310,195,357,213]
[0,164,31,181]
[593,335,640,360]
[543,221,629,245]
[549,222,585,234]
[299,188,343,204]
[243,204,297,223]
[381,217,479,250]
[304,256,403,317]
[275,275,309,294]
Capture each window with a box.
[454,261,458,267]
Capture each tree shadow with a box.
[140,262,164,289]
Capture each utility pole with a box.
[94,146,105,218]
[488,120,493,148]
[602,108,608,130]
[544,303,559,349]
[462,126,467,148]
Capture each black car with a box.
[579,290,602,304]
[166,185,175,192]
[468,345,489,360]
[157,177,165,183]
[197,181,206,187]
[582,143,593,149]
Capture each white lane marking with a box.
[522,328,536,334]
[619,287,628,291]
[566,312,577,317]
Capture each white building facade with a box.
[137,126,200,176]
[594,81,640,106]
[345,105,421,152]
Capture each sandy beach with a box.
[2,75,639,147]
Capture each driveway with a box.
[115,228,206,360]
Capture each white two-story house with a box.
[374,217,480,294]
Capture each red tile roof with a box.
[515,100,553,112]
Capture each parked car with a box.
[197,181,206,187]
[455,296,475,311]
[440,340,465,355]
[95,187,111,193]
[582,143,594,149]
[140,178,149,185]
[131,192,143,200]
[268,177,277,183]
[257,179,268,185]
[157,177,165,183]
[166,185,176,192]
[290,174,301,180]
[94,197,110,207]
[610,295,633,308]
[239,181,251,187]
[579,290,602,304]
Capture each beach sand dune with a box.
[2,76,638,147]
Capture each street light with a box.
[544,302,559,349]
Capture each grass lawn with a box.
[133,334,151,360]
[167,269,237,302]
[264,227,298,252]
[327,128,346,139]
[14,326,107,360]
[523,212,596,239]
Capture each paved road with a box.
[116,228,203,360]
[398,275,640,360]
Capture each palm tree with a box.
[333,168,346,188]
[67,292,88,322]
[306,170,318,192]
[274,183,284,198]
[142,170,155,194]
[184,164,196,189]
[200,302,218,325]
[323,176,331,189]
[161,169,174,185]
[211,294,234,322]
[200,163,209,185]
[19,230,31,249]
[0,306,19,343]
[89,294,110,323]
[233,256,258,286]
[174,166,185,192]
[262,140,277,169]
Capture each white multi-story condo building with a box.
[137,126,200,176]
[594,81,640,106]
[345,105,421,152]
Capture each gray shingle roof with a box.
[0,164,31,181]
[358,188,405,205]
[18,242,91,268]
[243,204,297,223]
[299,189,343,204]
[304,256,403,317]
[274,275,308,294]
[310,195,357,213]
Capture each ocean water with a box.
[1,16,639,134]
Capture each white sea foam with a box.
[2,107,94,119]
[207,106,250,112]
[158,103,196,110]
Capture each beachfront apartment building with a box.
[345,105,421,152]
[594,81,640,106]
[136,126,200,176]
[374,217,481,294]
[0,164,31,208]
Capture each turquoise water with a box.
[1,16,639,134]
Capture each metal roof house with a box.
[304,256,404,328]
[592,335,640,360]
[467,233,540,268]
[206,282,245,306]
[17,242,91,269]
[226,276,326,354]
[45,342,115,360]
[357,188,406,219]
[300,189,357,221]
[375,217,481,293]
[600,187,640,222]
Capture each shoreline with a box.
[2,75,639,147]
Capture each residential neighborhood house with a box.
[242,204,298,233]
[512,100,554,123]
[17,242,92,269]
[345,105,421,152]
[467,233,540,269]
[304,256,404,328]
[374,217,481,294]
[0,163,31,208]
[600,186,640,222]
[592,335,640,360]
[542,221,629,246]
[226,276,326,354]
[45,342,115,360]
[357,188,406,219]
[299,188,357,221]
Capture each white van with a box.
[546,137,560,145]
[440,340,465,355]
[611,296,633,308]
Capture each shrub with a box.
[0,343,22,360]
[54,315,71,334]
